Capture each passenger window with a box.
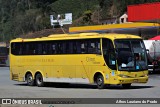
[51,43,56,54]
[88,39,101,54]
[80,41,87,53]
[65,41,73,54]
[57,42,63,54]
[11,43,22,55]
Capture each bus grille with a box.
[12,74,18,80]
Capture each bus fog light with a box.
[145,74,148,76]
[120,80,124,82]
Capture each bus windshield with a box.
[115,39,148,71]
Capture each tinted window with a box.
[11,43,22,55]
[11,39,101,55]
[102,39,116,70]
[88,39,101,54]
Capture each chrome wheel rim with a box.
[97,78,103,86]
[37,76,42,85]
[28,75,33,84]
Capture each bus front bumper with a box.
[118,76,148,84]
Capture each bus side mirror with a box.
[146,49,149,54]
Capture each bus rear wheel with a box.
[122,83,131,89]
[35,73,44,87]
[96,75,105,89]
[26,73,35,86]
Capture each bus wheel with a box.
[122,83,131,89]
[26,73,35,86]
[96,75,105,89]
[35,73,44,87]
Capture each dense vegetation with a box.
[0,0,160,41]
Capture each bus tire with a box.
[35,73,44,87]
[122,83,131,89]
[26,73,35,86]
[96,74,105,89]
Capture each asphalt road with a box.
[0,67,160,107]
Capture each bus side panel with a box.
[11,66,19,81]
[88,54,119,85]
[10,58,25,81]
[62,65,76,78]
[86,55,104,83]
[59,55,76,79]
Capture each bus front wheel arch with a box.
[35,72,44,87]
[25,72,35,86]
[94,73,105,89]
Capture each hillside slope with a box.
[1,0,160,41]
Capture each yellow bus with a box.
[10,33,148,89]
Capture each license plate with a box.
[133,79,138,82]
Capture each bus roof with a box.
[10,33,141,42]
